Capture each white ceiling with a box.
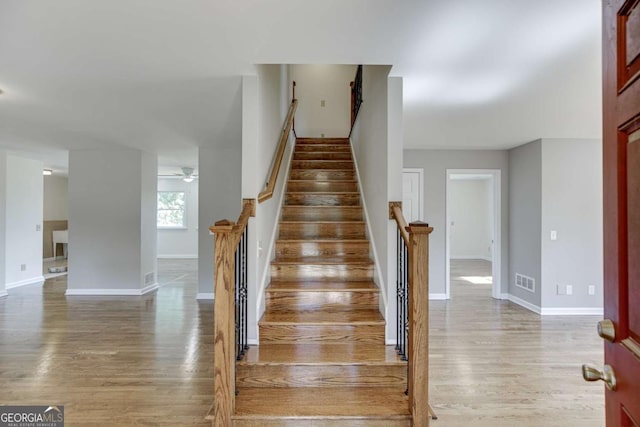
[0,0,602,172]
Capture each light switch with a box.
[321,100,325,107]
[550,230,557,241]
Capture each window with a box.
[157,191,186,228]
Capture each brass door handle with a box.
[582,364,617,391]
[597,319,616,342]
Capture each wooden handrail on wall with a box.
[257,98,298,204]
[389,201,434,426]
[209,198,256,427]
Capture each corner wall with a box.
[509,140,542,308]
[350,65,396,339]
[540,138,603,312]
[0,153,7,297]
[403,149,510,297]
[67,149,157,295]
[242,65,292,342]
[5,155,44,290]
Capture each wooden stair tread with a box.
[276,239,369,243]
[286,191,360,195]
[260,310,384,325]
[267,281,378,291]
[233,387,409,418]
[279,220,365,224]
[296,138,350,143]
[240,344,402,365]
[271,258,373,265]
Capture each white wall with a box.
[157,178,198,258]
[403,150,510,297]
[509,140,542,307]
[5,155,44,289]
[43,176,68,220]
[449,179,492,260]
[0,153,6,297]
[67,149,158,295]
[350,65,393,335]
[241,65,292,341]
[541,138,603,311]
[291,64,356,138]
[140,152,158,289]
[197,78,243,299]
[198,146,242,298]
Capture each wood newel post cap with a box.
[388,201,402,219]
[210,219,235,234]
[406,221,433,235]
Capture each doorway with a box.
[445,169,501,299]
[402,168,424,222]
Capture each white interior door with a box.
[402,169,423,223]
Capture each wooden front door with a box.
[602,0,640,425]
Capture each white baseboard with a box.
[6,276,45,290]
[43,256,68,262]
[65,283,159,296]
[507,294,541,314]
[196,293,214,300]
[157,255,198,259]
[506,294,603,316]
[429,293,448,300]
[451,255,492,261]
[540,307,603,316]
[498,293,510,300]
[0,290,7,298]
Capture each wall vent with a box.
[144,272,155,286]
[515,273,535,293]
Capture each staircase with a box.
[233,137,410,426]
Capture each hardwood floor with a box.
[0,259,213,426]
[0,259,604,426]
[431,259,605,426]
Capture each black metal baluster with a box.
[403,240,408,361]
[396,230,401,353]
[235,244,241,360]
[243,226,249,352]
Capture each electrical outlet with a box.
[20,264,26,272]
[320,100,325,107]
[321,133,325,138]
[566,285,573,295]
[550,230,557,241]
[588,285,596,295]
[36,224,41,231]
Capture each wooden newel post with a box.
[407,221,433,427]
[210,219,237,427]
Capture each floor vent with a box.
[145,272,156,286]
[515,273,535,293]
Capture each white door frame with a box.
[445,169,502,299]
[402,168,424,221]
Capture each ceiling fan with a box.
[158,167,198,182]
[179,167,196,182]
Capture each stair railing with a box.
[258,98,298,203]
[349,64,363,133]
[389,202,433,427]
[209,198,256,427]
